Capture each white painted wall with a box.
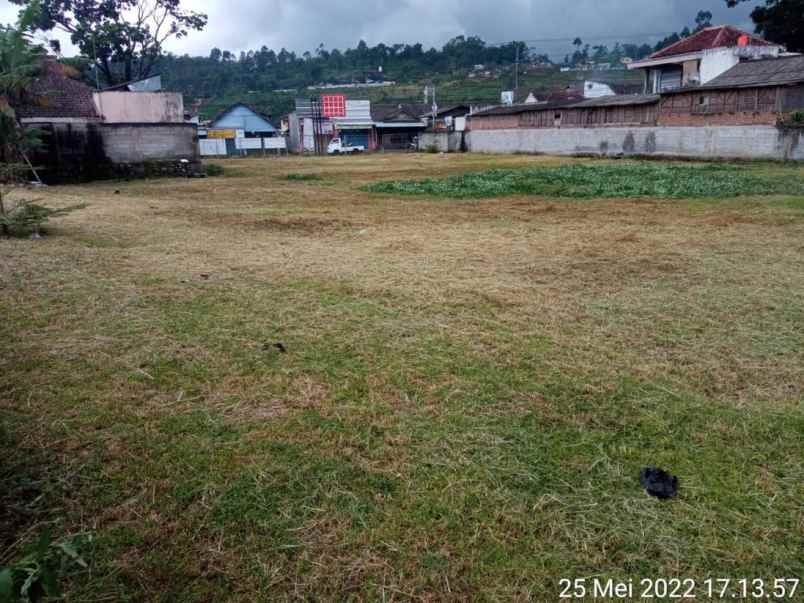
[235,138,287,150]
[303,117,315,152]
[699,49,740,84]
[93,92,184,123]
[200,139,227,156]
[700,46,783,84]
[584,81,616,98]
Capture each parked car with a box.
[327,138,365,155]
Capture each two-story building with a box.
[628,25,784,93]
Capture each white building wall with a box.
[700,46,783,84]
[699,49,740,84]
[93,92,184,123]
[584,81,617,98]
[303,118,315,152]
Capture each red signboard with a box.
[321,94,346,118]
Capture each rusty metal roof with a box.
[471,94,659,117]
[570,94,660,108]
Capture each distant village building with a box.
[198,103,284,156]
[372,104,428,150]
[628,25,783,93]
[466,34,804,161]
[288,96,374,153]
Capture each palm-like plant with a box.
[0,21,47,234]
[0,24,45,162]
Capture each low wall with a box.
[24,121,201,183]
[467,125,804,161]
[418,131,465,153]
[100,123,198,163]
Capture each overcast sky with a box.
[1,0,760,58]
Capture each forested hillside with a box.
[154,35,652,119]
[59,12,711,120]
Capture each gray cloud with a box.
[0,0,760,57]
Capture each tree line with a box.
[4,0,803,104]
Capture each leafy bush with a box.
[204,163,225,177]
[424,144,440,154]
[365,162,804,199]
[0,199,86,237]
[0,531,88,602]
[789,110,804,124]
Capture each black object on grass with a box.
[264,342,287,353]
[640,467,679,500]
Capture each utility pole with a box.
[431,84,437,128]
[514,44,520,92]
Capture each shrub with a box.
[283,173,322,181]
[204,163,225,177]
[789,110,804,124]
[424,144,440,154]
[0,198,86,237]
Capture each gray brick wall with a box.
[467,126,804,161]
[100,124,198,163]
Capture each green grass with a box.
[1,154,803,600]
[366,162,804,199]
[281,173,323,181]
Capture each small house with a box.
[372,104,427,150]
[200,103,284,156]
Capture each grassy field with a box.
[1,154,803,601]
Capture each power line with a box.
[482,31,677,47]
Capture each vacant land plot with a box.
[1,154,803,601]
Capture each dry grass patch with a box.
[1,154,803,600]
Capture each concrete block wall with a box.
[100,123,198,163]
[467,125,804,161]
[418,131,465,153]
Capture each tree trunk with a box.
[0,189,9,236]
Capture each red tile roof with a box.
[650,25,773,60]
[15,59,99,120]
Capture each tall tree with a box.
[726,0,804,52]
[10,0,207,85]
[695,10,713,31]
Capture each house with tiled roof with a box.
[15,58,100,124]
[628,25,784,93]
[13,57,199,183]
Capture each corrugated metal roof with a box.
[570,94,660,108]
[210,103,276,132]
[471,94,658,118]
[471,99,580,117]
[372,103,429,122]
